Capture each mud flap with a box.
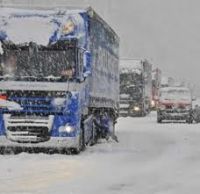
[94,114,119,143]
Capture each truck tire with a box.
[79,128,86,151]
[72,128,85,154]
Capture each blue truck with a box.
[0,7,119,153]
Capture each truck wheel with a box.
[73,128,85,154]
[79,128,86,151]
[2,147,15,155]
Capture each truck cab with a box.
[0,7,119,153]
[157,87,193,123]
[119,59,152,117]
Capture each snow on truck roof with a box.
[0,7,119,47]
[0,7,87,46]
[120,59,142,74]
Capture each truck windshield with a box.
[0,43,78,82]
[120,73,142,86]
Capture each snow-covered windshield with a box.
[160,89,191,101]
[0,45,77,82]
[120,73,142,86]
[120,73,143,99]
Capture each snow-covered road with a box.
[1,112,200,194]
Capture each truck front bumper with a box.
[0,135,80,152]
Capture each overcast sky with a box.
[2,0,200,91]
[88,0,200,88]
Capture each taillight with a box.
[0,94,7,100]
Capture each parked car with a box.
[157,87,193,123]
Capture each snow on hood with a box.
[0,7,86,46]
[0,99,23,111]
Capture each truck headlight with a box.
[134,106,140,111]
[59,125,75,133]
[51,98,66,107]
[151,100,155,107]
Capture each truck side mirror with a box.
[83,51,92,78]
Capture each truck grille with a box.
[4,114,54,143]
[5,90,66,114]
[11,97,53,112]
[7,126,49,143]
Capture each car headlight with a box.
[151,100,156,107]
[59,125,75,133]
[134,106,140,111]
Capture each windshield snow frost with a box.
[0,47,76,81]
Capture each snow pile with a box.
[120,59,142,74]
